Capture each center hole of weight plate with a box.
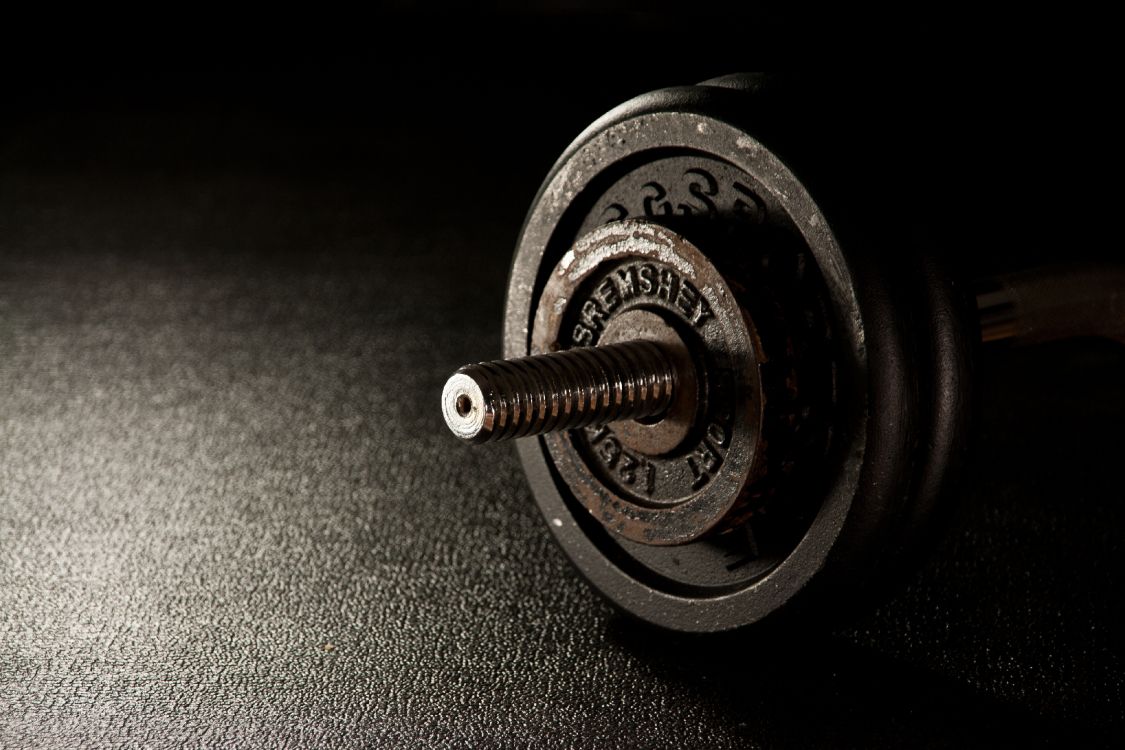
[456,394,473,417]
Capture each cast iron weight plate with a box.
[530,220,765,547]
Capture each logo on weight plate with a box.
[570,261,714,347]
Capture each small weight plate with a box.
[530,220,766,546]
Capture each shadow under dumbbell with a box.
[604,339,1125,746]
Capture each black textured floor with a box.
[1,59,1122,748]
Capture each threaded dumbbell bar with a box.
[441,340,680,444]
[443,268,1125,447]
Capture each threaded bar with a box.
[441,341,677,444]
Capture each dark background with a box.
[1,16,1122,748]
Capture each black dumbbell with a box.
[440,74,1124,633]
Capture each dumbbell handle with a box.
[977,264,1125,346]
[441,264,1124,445]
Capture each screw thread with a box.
[442,341,677,444]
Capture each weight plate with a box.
[530,220,765,546]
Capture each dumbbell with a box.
[440,74,1124,633]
